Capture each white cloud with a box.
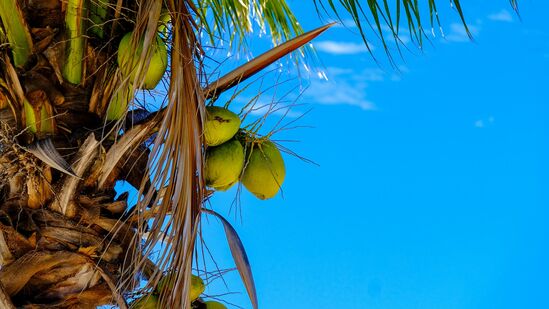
[232,96,303,119]
[474,116,495,128]
[247,102,302,118]
[488,10,514,22]
[314,41,372,55]
[325,67,400,83]
[300,65,408,110]
[444,23,481,43]
[331,19,360,29]
[303,74,376,111]
[380,25,412,44]
[474,120,485,128]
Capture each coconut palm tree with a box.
[0,0,516,308]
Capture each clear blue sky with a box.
[195,1,549,308]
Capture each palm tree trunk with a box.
[0,0,160,307]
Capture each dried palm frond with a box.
[49,134,99,217]
[204,23,335,100]
[130,0,204,307]
[203,209,258,309]
[25,138,77,177]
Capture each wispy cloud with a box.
[304,78,376,110]
[314,41,372,55]
[331,19,359,29]
[488,10,514,23]
[302,66,406,111]
[444,23,481,43]
[246,102,302,118]
[232,96,303,119]
[325,66,405,83]
[474,116,495,128]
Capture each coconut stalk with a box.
[63,0,86,85]
[0,0,33,67]
[89,0,109,39]
[23,92,56,135]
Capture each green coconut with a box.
[158,10,171,36]
[130,295,159,309]
[204,106,241,146]
[106,84,134,121]
[157,273,205,301]
[214,182,237,192]
[205,139,244,190]
[241,140,286,200]
[117,31,168,89]
[204,301,227,309]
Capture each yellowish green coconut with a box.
[158,10,171,36]
[214,182,236,192]
[106,84,134,121]
[204,301,227,309]
[204,106,241,146]
[241,140,286,200]
[157,273,205,301]
[130,295,159,309]
[117,31,168,89]
[205,139,244,190]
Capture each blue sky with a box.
[195,1,549,308]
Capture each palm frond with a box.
[204,23,335,99]
[203,209,258,309]
[194,0,477,65]
[509,0,520,19]
[195,0,304,48]
[121,1,204,309]
[310,0,471,62]
[509,0,519,11]
[25,138,77,178]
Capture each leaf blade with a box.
[203,209,258,309]
[25,138,78,178]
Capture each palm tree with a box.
[0,0,515,308]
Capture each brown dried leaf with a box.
[50,134,99,216]
[25,138,77,178]
[77,246,98,256]
[26,166,53,209]
[203,209,258,309]
[0,251,88,296]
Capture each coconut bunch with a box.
[204,106,286,200]
[104,18,169,121]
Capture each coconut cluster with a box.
[204,106,286,200]
[106,30,169,120]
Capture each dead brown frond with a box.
[122,1,205,308]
